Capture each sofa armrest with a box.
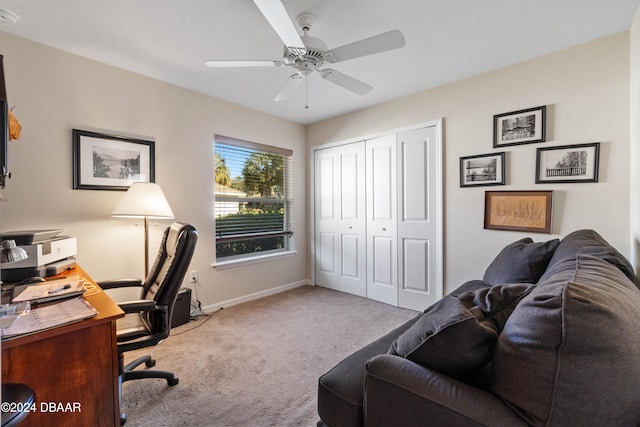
[364,354,526,427]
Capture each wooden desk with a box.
[2,266,124,427]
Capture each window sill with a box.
[213,250,297,270]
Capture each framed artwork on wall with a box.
[535,142,600,184]
[484,190,553,233]
[493,105,546,147]
[460,152,505,187]
[72,129,155,190]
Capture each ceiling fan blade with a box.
[253,0,306,51]
[204,60,284,68]
[275,73,304,101]
[320,69,372,96]
[324,30,405,64]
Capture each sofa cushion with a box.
[389,283,534,380]
[483,237,560,286]
[544,229,640,288]
[490,255,640,426]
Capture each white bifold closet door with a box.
[314,123,441,310]
[314,142,367,297]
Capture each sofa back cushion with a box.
[490,255,640,426]
[483,237,560,286]
[544,229,640,288]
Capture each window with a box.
[214,135,293,261]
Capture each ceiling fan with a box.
[204,0,405,104]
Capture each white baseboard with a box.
[201,279,312,313]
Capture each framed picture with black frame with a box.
[535,142,600,184]
[72,129,155,190]
[493,105,546,147]
[460,152,505,187]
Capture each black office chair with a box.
[1,383,35,427]
[99,222,197,425]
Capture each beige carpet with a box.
[121,285,418,427]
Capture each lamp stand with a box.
[143,216,149,277]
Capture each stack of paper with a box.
[0,297,98,339]
[1,296,98,339]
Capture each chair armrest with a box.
[97,278,143,289]
[103,284,143,304]
[364,354,526,427]
[117,299,160,314]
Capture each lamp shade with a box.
[112,182,174,219]
[0,239,27,263]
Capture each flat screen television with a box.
[0,54,9,188]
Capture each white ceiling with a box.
[0,0,638,125]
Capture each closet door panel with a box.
[366,135,397,306]
[338,143,366,297]
[314,150,339,290]
[398,126,441,311]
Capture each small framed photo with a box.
[73,129,155,190]
[493,105,546,147]
[535,142,600,184]
[484,190,553,233]
[460,152,505,187]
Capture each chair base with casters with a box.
[1,383,35,427]
[100,222,198,426]
[117,352,179,425]
[121,353,179,385]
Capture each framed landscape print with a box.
[460,152,505,187]
[535,142,600,184]
[484,190,553,233]
[73,129,155,190]
[493,105,546,147]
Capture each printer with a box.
[0,230,77,282]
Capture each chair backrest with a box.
[141,222,198,332]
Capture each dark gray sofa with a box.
[317,229,640,426]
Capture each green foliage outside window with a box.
[215,141,291,259]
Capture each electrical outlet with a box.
[189,270,198,283]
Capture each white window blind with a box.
[214,135,293,259]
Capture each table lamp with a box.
[0,239,28,296]
[112,182,174,276]
[0,239,30,327]
[0,240,27,263]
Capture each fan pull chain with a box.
[305,77,309,109]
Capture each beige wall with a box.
[308,33,631,293]
[0,32,308,308]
